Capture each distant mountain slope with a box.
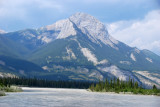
[0,55,44,77]
[2,29,43,51]
[0,34,29,57]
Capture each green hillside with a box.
[0,55,45,77]
[0,34,29,57]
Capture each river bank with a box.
[87,89,160,97]
[89,78,160,96]
[0,86,22,96]
[0,91,5,96]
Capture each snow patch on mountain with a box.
[72,38,98,64]
[69,12,119,50]
[120,61,131,65]
[66,47,76,59]
[63,47,76,60]
[130,53,136,61]
[73,38,108,65]
[98,59,108,65]
[81,48,98,65]
[146,57,153,63]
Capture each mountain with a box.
[0,12,160,88]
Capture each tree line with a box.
[0,77,94,89]
[89,78,160,95]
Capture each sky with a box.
[0,0,160,55]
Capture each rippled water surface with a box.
[0,87,160,107]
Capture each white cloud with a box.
[0,0,64,18]
[108,10,160,55]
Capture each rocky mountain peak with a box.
[69,12,119,48]
[31,12,119,48]
[69,12,108,38]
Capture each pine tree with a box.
[153,85,157,90]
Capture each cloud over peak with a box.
[108,10,160,55]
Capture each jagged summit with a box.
[69,12,103,26]
[39,12,119,48]
[69,12,119,48]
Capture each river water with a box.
[0,87,160,107]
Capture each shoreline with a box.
[22,87,159,97]
[0,85,22,96]
[1,87,159,97]
[21,87,86,90]
[0,91,5,96]
[87,89,160,97]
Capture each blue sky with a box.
[0,0,160,55]
[0,0,159,32]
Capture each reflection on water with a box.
[0,87,160,107]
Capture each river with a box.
[0,87,160,107]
